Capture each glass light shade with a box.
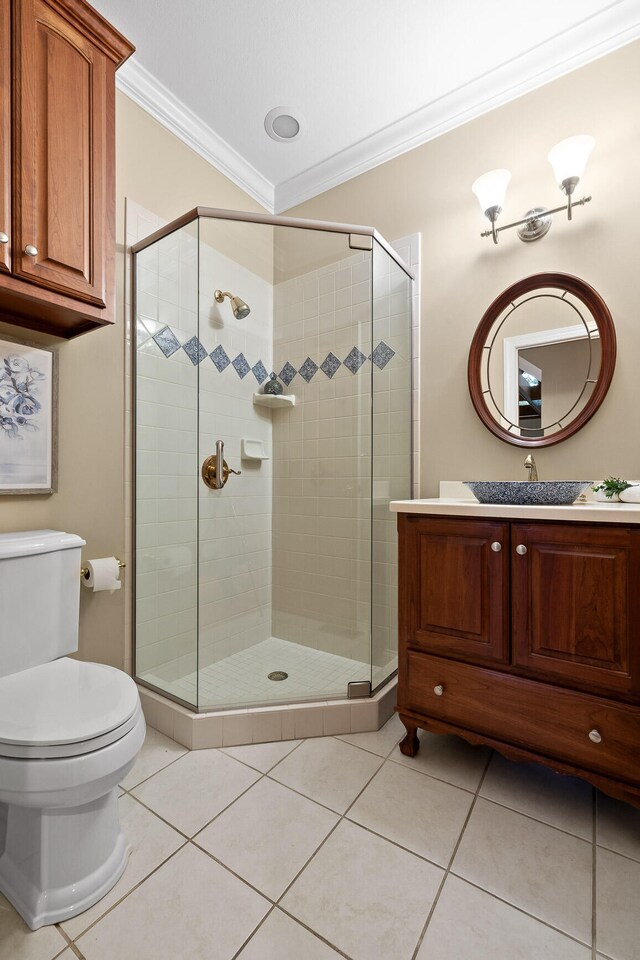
[548,135,595,186]
[471,169,511,215]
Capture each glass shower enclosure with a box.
[132,209,413,711]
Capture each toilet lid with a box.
[0,657,139,753]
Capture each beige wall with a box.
[285,41,640,494]
[0,92,263,670]
[4,40,639,672]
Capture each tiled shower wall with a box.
[131,204,274,687]
[271,237,417,681]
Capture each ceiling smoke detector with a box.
[264,106,302,142]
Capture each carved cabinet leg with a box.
[399,716,420,756]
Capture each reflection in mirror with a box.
[469,274,615,448]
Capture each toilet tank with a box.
[0,530,86,679]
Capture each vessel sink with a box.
[463,480,592,506]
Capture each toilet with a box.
[0,531,145,931]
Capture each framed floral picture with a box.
[0,337,57,494]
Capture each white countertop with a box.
[389,497,640,524]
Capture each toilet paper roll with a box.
[82,557,122,593]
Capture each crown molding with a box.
[274,2,640,212]
[116,60,275,212]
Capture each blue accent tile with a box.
[183,337,207,365]
[251,360,268,384]
[372,341,396,370]
[279,362,297,386]
[320,352,341,379]
[232,353,251,379]
[344,346,367,374]
[299,357,318,383]
[153,326,181,358]
[210,345,230,372]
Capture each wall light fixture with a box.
[472,135,594,244]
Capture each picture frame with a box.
[0,335,58,495]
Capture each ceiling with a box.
[93,0,640,213]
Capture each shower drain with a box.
[268,671,289,681]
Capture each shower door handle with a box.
[201,440,242,490]
[215,439,224,488]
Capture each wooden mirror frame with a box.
[468,272,616,448]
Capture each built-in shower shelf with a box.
[253,393,296,409]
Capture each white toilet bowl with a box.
[0,656,146,930]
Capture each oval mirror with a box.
[468,273,616,447]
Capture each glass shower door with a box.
[134,220,200,708]
[196,217,373,709]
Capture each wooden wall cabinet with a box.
[0,0,133,337]
[397,513,640,806]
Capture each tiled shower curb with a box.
[138,676,397,750]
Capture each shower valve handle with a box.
[201,441,241,490]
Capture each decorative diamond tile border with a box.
[141,325,397,387]
[232,353,251,379]
[183,337,207,365]
[320,352,341,379]
[344,346,367,374]
[299,357,319,383]
[372,341,395,370]
[210,345,231,372]
[279,362,297,387]
[251,360,268,384]
[153,326,181,358]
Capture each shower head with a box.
[214,289,251,320]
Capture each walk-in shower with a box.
[132,208,413,713]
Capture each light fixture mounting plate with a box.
[516,207,552,243]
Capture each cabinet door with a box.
[13,0,108,304]
[0,0,10,274]
[512,523,640,696]
[399,515,509,663]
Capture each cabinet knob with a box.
[491,541,502,552]
[24,244,38,257]
[516,544,528,556]
[0,232,8,244]
[433,684,444,696]
[588,729,602,744]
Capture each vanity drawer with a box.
[405,651,640,785]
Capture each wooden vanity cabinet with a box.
[397,513,640,807]
[0,0,133,337]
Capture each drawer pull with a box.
[491,541,502,552]
[516,544,528,556]
[24,244,38,257]
[588,729,602,744]
[433,684,444,696]
[0,231,8,244]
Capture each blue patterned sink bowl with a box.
[463,481,592,506]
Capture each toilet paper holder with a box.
[81,558,126,580]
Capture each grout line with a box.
[474,793,596,844]
[409,749,493,960]
[219,737,305,775]
[445,870,594,950]
[593,841,640,866]
[64,943,88,960]
[277,904,356,960]
[70,841,189,942]
[227,904,277,960]
[121,747,189,792]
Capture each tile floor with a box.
[3,718,640,960]
[141,636,396,708]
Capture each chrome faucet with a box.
[524,454,538,481]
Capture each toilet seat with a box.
[0,657,139,759]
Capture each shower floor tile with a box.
[140,637,395,709]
